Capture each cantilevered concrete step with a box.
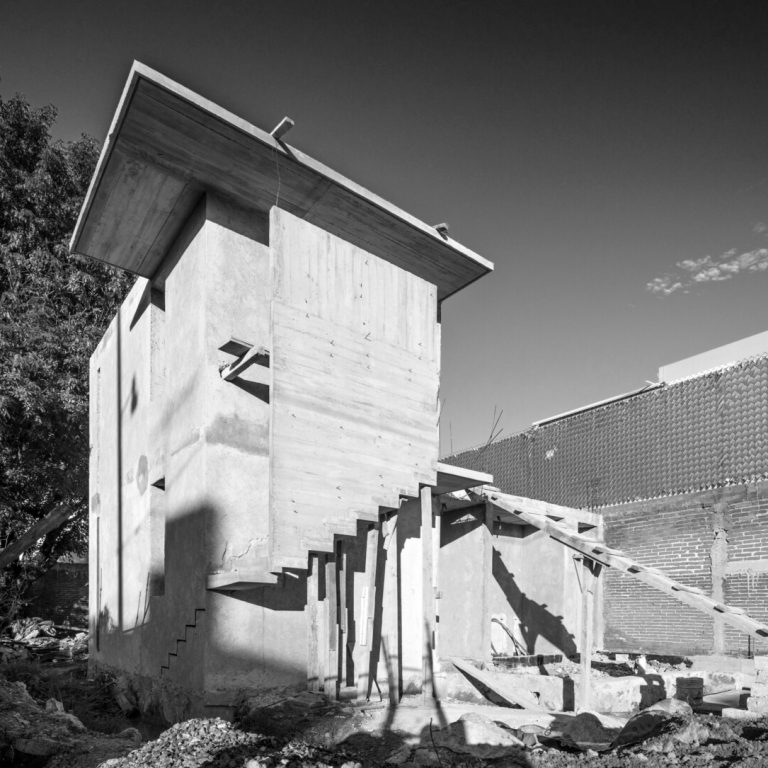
[206,552,279,590]
[206,569,278,590]
[482,490,768,641]
[267,481,416,573]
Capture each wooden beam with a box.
[579,557,602,711]
[317,554,328,693]
[220,344,270,382]
[484,490,768,641]
[325,553,338,699]
[338,540,349,687]
[307,554,320,691]
[480,491,601,528]
[451,657,541,709]
[357,523,379,699]
[0,504,75,570]
[432,505,441,664]
[382,511,400,705]
[421,486,435,703]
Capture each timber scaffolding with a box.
[463,487,768,708]
[477,489,768,641]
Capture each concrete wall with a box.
[89,190,548,715]
[89,275,159,673]
[486,519,583,658]
[603,480,768,656]
[89,196,308,713]
[269,208,440,570]
[438,506,490,662]
[396,497,431,694]
[437,502,589,664]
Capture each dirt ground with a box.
[3,660,768,767]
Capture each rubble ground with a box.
[3,661,768,767]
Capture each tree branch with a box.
[0,503,75,570]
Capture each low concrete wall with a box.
[438,502,591,663]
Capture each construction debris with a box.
[748,655,768,715]
[1,616,88,663]
[86,718,369,768]
[3,656,768,766]
[450,657,542,709]
[0,673,140,767]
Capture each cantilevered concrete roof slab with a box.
[433,462,493,495]
[70,62,493,300]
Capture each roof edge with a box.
[70,62,494,286]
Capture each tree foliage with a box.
[0,92,130,600]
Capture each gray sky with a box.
[3,0,768,454]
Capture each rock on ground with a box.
[98,718,363,768]
[0,674,140,767]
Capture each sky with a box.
[3,0,768,455]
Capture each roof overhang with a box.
[70,62,493,300]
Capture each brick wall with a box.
[602,481,768,656]
[723,485,768,655]
[444,356,768,657]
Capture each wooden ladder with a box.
[483,490,768,640]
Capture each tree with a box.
[0,92,131,620]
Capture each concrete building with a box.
[70,63,594,720]
[447,337,768,658]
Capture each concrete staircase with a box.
[267,483,410,574]
[215,335,434,580]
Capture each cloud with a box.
[647,244,768,296]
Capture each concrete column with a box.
[710,502,730,654]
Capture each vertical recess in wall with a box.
[149,289,167,597]
[115,309,123,630]
[149,483,166,597]
[92,363,102,651]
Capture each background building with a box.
[446,334,768,657]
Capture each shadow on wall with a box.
[93,501,314,724]
[205,569,310,697]
[94,499,209,662]
[491,548,577,657]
